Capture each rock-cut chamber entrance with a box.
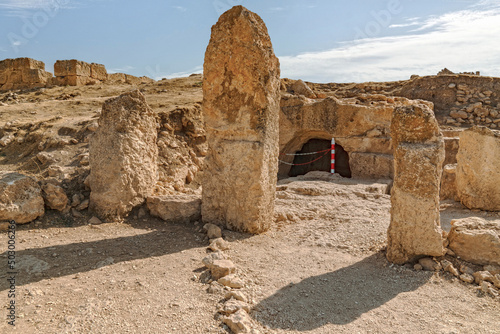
[289,139,352,178]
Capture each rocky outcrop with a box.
[107,73,155,85]
[387,103,446,264]
[202,6,280,234]
[53,59,107,86]
[448,217,500,266]
[0,58,53,91]
[147,194,201,223]
[89,90,158,221]
[456,126,500,211]
[0,173,44,224]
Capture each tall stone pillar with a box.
[387,103,446,264]
[202,6,280,234]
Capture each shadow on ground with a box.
[0,219,204,291]
[253,253,432,331]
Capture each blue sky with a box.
[0,0,499,83]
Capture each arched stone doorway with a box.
[288,139,352,178]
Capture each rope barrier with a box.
[279,148,331,156]
[278,150,330,166]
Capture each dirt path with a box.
[1,174,498,333]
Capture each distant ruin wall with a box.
[0,58,52,91]
[53,59,108,86]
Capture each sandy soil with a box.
[1,78,499,333]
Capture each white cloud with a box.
[108,65,135,74]
[0,0,75,17]
[173,5,186,12]
[160,65,203,80]
[279,3,500,83]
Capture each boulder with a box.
[456,126,500,211]
[41,182,68,211]
[387,103,446,264]
[202,6,280,234]
[88,90,158,221]
[0,173,44,224]
[290,79,317,98]
[448,217,500,266]
[146,194,201,223]
[222,309,254,334]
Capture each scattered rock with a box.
[218,274,245,288]
[207,281,225,294]
[36,151,55,165]
[76,199,89,211]
[0,173,45,224]
[202,251,227,268]
[41,182,68,211]
[209,259,236,280]
[459,273,475,284]
[204,223,222,239]
[448,217,500,266]
[413,263,423,271]
[222,309,254,334]
[225,291,248,303]
[460,264,475,275]
[484,264,500,275]
[0,134,14,146]
[71,208,84,218]
[441,260,459,277]
[473,271,495,285]
[290,79,317,99]
[147,194,201,223]
[209,237,230,251]
[220,298,250,315]
[88,216,102,225]
[418,258,442,271]
[88,90,158,222]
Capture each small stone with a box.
[418,258,442,271]
[88,216,102,225]
[207,281,225,294]
[460,273,475,284]
[491,274,500,289]
[210,259,236,280]
[209,237,230,251]
[220,298,250,315]
[138,207,146,218]
[473,271,495,285]
[460,264,475,275]
[202,251,227,268]
[446,249,456,256]
[71,208,84,218]
[41,182,68,211]
[481,281,492,293]
[222,309,254,334]
[441,260,459,277]
[204,223,222,239]
[414,263,423,271]
[76,199,89,211]
[483,264,500,275]
[218,274,245,288]
[36,151,55,165]
[225,291,248,303]
[448,83,456,88]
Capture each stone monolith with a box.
[387,103,446,264]
[89,90,158,221]
[202,6,280,234]
[456,126,500,211]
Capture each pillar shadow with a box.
[253,253,432,331]
[0,220,203,291]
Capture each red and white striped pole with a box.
[331,138,335,174]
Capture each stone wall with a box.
[278,93,433,179]
[53,59,108,86]
[0,58,53,91]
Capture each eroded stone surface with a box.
[0,173,44,224]
[202,6,280,234]
[89,90,157,221]
[387,103,446,264]
[456,126,500,211]
[448,217,500,266]
[147,194,201,223]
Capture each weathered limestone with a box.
[53,59,107,86]
[456,126,500,211]
[89,90,158,221]
[0,58,52,91]
[0,173,45,224]
[440,164,458,201]
[202,6,280,234]
[387,103,446,264]
[349,152,393,179]
[147,194,201,223]
[448,217,500,266]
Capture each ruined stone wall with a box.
[397,75,500,129]
[278,92,433,179]
[0,58,53,91]
[53,59,108,86]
